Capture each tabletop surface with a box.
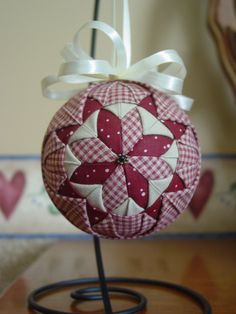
[0,238,235,314]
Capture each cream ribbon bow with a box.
[42,0,193,111]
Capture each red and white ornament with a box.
[42,81,201,239]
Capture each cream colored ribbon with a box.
[42,0,193,110]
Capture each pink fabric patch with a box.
[164,187,195,212]
[178,127,199,150]
[121,108,143,154]
[47,88,90,133]
[43,144,66,192]
[70,162,117,185]
[47,105,79,134]
[97,109,122,154]
[111,212,143,238]
[71,138,116,163]
[137,213,157,236]
[43,132,65,162]
[124,164,148,208]
[47,184,85,214]
[46,184,92,236]
[177,143,199,170]
[44,146,65,175]
[130,156,172,180]
[65,206,92,234]
[155,198,178,231]
[89,81,149,105]
[129,135,173,157]
[177,165,199,188]
[102,165,128,211]
[150,88,190,126]
[92,214,120,238]
[158,103,190,126]
[43,170,66,193]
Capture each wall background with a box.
[0,0,236,154]
[0,0,235,235]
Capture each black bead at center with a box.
[117,154,129,164]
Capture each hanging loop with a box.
[42,0,193,110]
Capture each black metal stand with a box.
[29,1,212,312]
[28,236,212,314]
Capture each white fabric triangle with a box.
[70,183,100,197]
[69,110,99,143]
[148,176,173,207]
[161,157,178,172]
[71,183,106,212]
[137,107,173,138]
[64,145,81,179]
[160,141,179,171]
[105,103,137,119]
[87,186,106,212]
[112,197,144,216]
[161,141,178,158]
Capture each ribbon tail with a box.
[172,95,193,111]
[136,71,184,94]
[42,75,90,100]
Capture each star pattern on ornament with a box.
[43,81,201,238]
[58,92,188,225]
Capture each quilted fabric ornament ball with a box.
[42,81,201,239]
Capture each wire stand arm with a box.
[93,236,113,313]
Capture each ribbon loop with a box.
[42,0,193,110]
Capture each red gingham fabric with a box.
[154,197,179,231]
[89,81,150,106]
[43,169,66,192]
[137,213,157,237]
[42,80,201,239]
[46,183,92,233]
[164,186,196,212]
[177,143,200,170]
[44,147,65,175]
[43,131,65,162]
[71,138,116,163]
[92,214,120,239]
[47,86,95,134]
[151,89,191,126]
[111,212,143,238]
[129,156,172,180]
[121,108,143,154]
[102,165,128,211]
[177,165,199,187]
[45,183,83,213]
[178,126,199,150]
[159,103,190,126]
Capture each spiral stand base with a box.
[28,237,212,314]
[28,276,212,314]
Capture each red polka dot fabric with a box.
[42,81,201,239]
